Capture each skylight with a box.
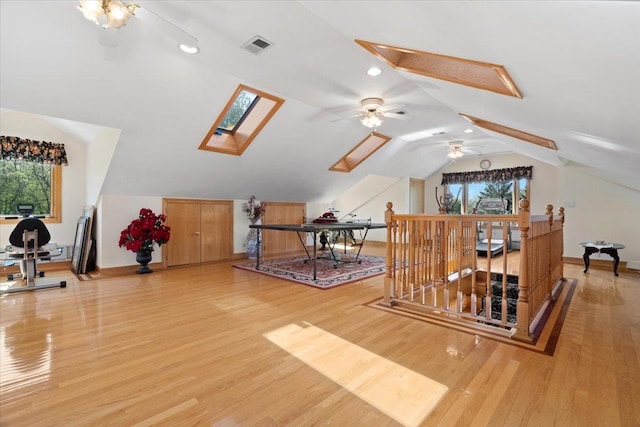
[199,84,285,156]
[330,132,392,172]
[355,39,523,98]
[217,89,259,133]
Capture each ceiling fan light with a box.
[361,112,382,128]
[78,0,134,29]
[448,147,464,158]
[78,0,104,23]
[105,0,132,28]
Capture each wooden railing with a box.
[383,200,565,342]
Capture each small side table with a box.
[579,242,625,276]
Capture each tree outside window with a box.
[449,179,528,215]
[217,90,258,132]
[0,159,53,216]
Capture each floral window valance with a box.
[441,166,532,185]
[1,135,68,165]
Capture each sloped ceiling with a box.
[1,1,638,203]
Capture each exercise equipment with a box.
[1,204,66,294]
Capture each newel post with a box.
[514,199,532,342]
[382,202,395,306]
[559,207,565,278]
[546,204,554,297]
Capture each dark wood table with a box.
[579,242,625,276]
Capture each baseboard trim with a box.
[1,260,71,275]
[563,256,637,274]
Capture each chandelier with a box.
[77,0,138,29]
[447,141,465,159]
[361,110,384,129]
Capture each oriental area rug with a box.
[233,254,386,289]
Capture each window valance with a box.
[441,166,532,185]
[1,135,68,165]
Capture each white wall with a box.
[86,128,120,206]
[98,194,164,268]
[234,199,253,255]
[558,165,640,263]
[331,175,409,242]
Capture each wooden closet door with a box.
[200,201,233,262]
[410,178,425,214]
[262,202,305,256]
[164,201,201,266]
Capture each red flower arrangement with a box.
[119,208,171,253]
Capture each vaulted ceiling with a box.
[1,1,638,203]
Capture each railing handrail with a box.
[383,199,565,343]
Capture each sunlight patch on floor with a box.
[264,322,448,427]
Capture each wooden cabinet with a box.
[261,202,305,256]
[163,199,233,267]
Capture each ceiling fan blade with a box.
[407,144,443,153]
[379,103,407,112]
[384,112,409,120]
[330,112,363,122]
[133,5,198,49]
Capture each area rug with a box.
[233,254,386,289]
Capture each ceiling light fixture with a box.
[179,44,199,54]
[366,67,383,77]
[447,141,464,159]
[361,110,383,129]
[78,0,137,29]
[78,1,200,54]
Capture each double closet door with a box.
[163,198,233,267]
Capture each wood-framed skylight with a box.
[330,132,392,172]
[199,84,285,155]
[355,39,523,98]
[460,113,557,150]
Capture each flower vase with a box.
[247,219,260,259]
[136,250,153,274]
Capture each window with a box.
[442,184,463,214]
[0,159,62,223]
[217,89,259,133]
[445,178,529,215]
[441,166,532,215]
[199,84,285,156]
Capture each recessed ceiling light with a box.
[366,67,382,77]
[464,128,474,133]
[179,44,199,54]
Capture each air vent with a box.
[242,36,273,55]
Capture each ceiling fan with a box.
[447,140,466,159]
[334,97,408,129]
[408,139,480,158]
[77,0,199,53]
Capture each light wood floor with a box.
[1,248,639,426]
